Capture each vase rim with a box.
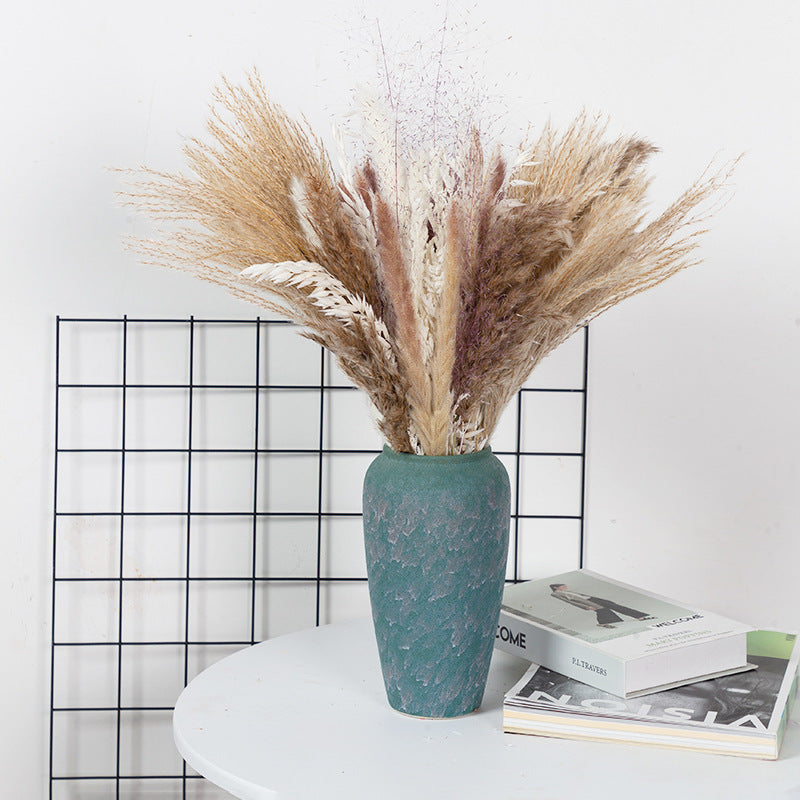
[380,444,493,462]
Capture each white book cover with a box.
[496,569,753,697]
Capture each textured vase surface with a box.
[362,445,511,718]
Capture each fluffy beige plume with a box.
[371,192,436,453]
[425,205,463,455]
[402,153,448,364]
[120,73,385,321]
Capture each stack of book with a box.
[496,570,799,759]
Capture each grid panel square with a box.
[52,779,118,799]
[58,386,122,450]
[125,387,189,450]
[320,517,367,579]
[185,779,241,799]
[51,710,117,778]
[54,581,119,644]
[260,323,321,387]
[192,387,255,451]
[254,581,317,640]
[522,330,586,390]
[317,581,371,625]
[188,580,252,643]
[122,516,186,579]
[490,396,522,454]
[256,453,318,513]
[119,710,183,776]
[521,390,585,454]
[187,644,246,685]
[322,452,373,514]
[255,516,318,579]
[58,321,123,386]
[121,644,185,708]
[190,516,253,579]
[56,516,119,579]
[191,452,254,514]
[122,580,185,643]
[324,389,384,451]
[124,451,188,513]
[258,388,320,451]
[509,518,582,581]
[52,645,118,709]
[126,321,191,386]
[518,454,583,517]
[495,452,518,515]
[193,322,257,387]
[56,451,122,514]
[120,779,185,799]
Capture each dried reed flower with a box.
[120,72,733,455]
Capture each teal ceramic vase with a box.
[362,445,511,718]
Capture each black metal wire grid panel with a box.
[50,316,589,799]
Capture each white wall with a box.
[2,0,798,795]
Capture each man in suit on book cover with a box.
[549,583,656,628]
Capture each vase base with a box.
[390,705,481,721]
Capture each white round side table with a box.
[173,619,800,799]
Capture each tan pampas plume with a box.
[427,204,463,455]
[121,69,734,455]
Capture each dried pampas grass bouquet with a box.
[121,65,732,456]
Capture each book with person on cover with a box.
[496,570,753,697]
[503,630,799,760]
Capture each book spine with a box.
[496,607,625,696]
